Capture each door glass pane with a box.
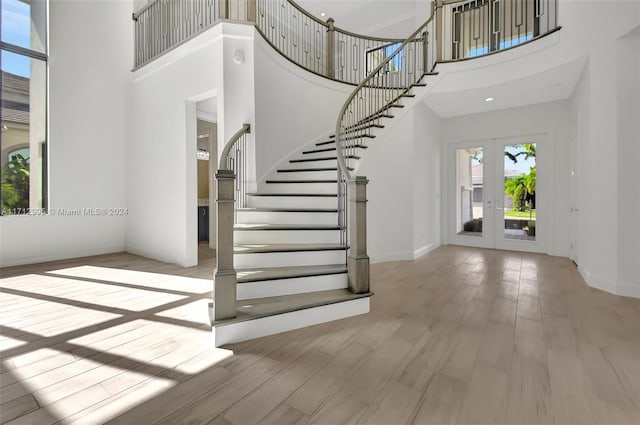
[456,147,483,235]
[503,143,536,241]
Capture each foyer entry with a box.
[448,137,545,253]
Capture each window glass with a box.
[1,0,47,215]
[1,0,47,53]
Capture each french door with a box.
[448,136,546,253]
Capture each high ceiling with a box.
[419,31,588,118]
[423,55,587,118]
[295,0,430,38]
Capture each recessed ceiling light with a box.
[485,97,494,102]
[320,12,326,17]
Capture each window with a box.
[366,42,403,74]
[1,0,48,215]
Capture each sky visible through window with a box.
[1,0,32,77]
[473,145,536,175]
[505,144,535,175]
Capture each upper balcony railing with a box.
[254,0,404,84]
[132,0,402,82]
[133,0,559,79]
[436,0,559,62]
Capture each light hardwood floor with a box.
[1,245,639,425]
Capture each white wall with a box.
[359,110,415,262]
[126,23,255,267]
[412,102,441,256]
[441,101,572,257]
[566,4,640,297]
[358,102,442,263]
[0,0,131,267]
[253,34,352,182]
[616,28,640,294]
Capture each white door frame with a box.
[446,134,549,254]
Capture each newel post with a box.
[213,169,237,321]
[348,176,370,294]
[326,18,336,79]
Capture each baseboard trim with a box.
[0,246,125,268]
[369,251,414,264]
[616,282,640,299]
[578,265,640,299]
[413,242,440,260]
[578,265,616,294]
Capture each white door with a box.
[448,136,546,253]
[568,119,579,263]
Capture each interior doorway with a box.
[195,117,217,262]
[448,136,545,253]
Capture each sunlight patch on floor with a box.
[154,299,212,325]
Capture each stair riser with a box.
[274,170,337,181]
[236,273,348,300]
[234,229,341,244]
[212,297,370,346]
[259,182,337,194]
[236,211,338,225]
[248,196,337,209]
[234,249,346,268]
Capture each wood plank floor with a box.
[1,245,639,425]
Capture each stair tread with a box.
[290,155,360,163]
[237,207,338,213]
[236,264,347,283]
[265,179,337,184]
[303,145,367,154]
[316,137,382,146]
[303,147,336,154]
[212,289,372,327]
[234,243,347,254]
[277,167,338,172]
[234,223,342,231]
[248,192,337,197]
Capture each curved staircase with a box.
[211,81,427,346]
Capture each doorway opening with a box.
[196,118,217,264]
